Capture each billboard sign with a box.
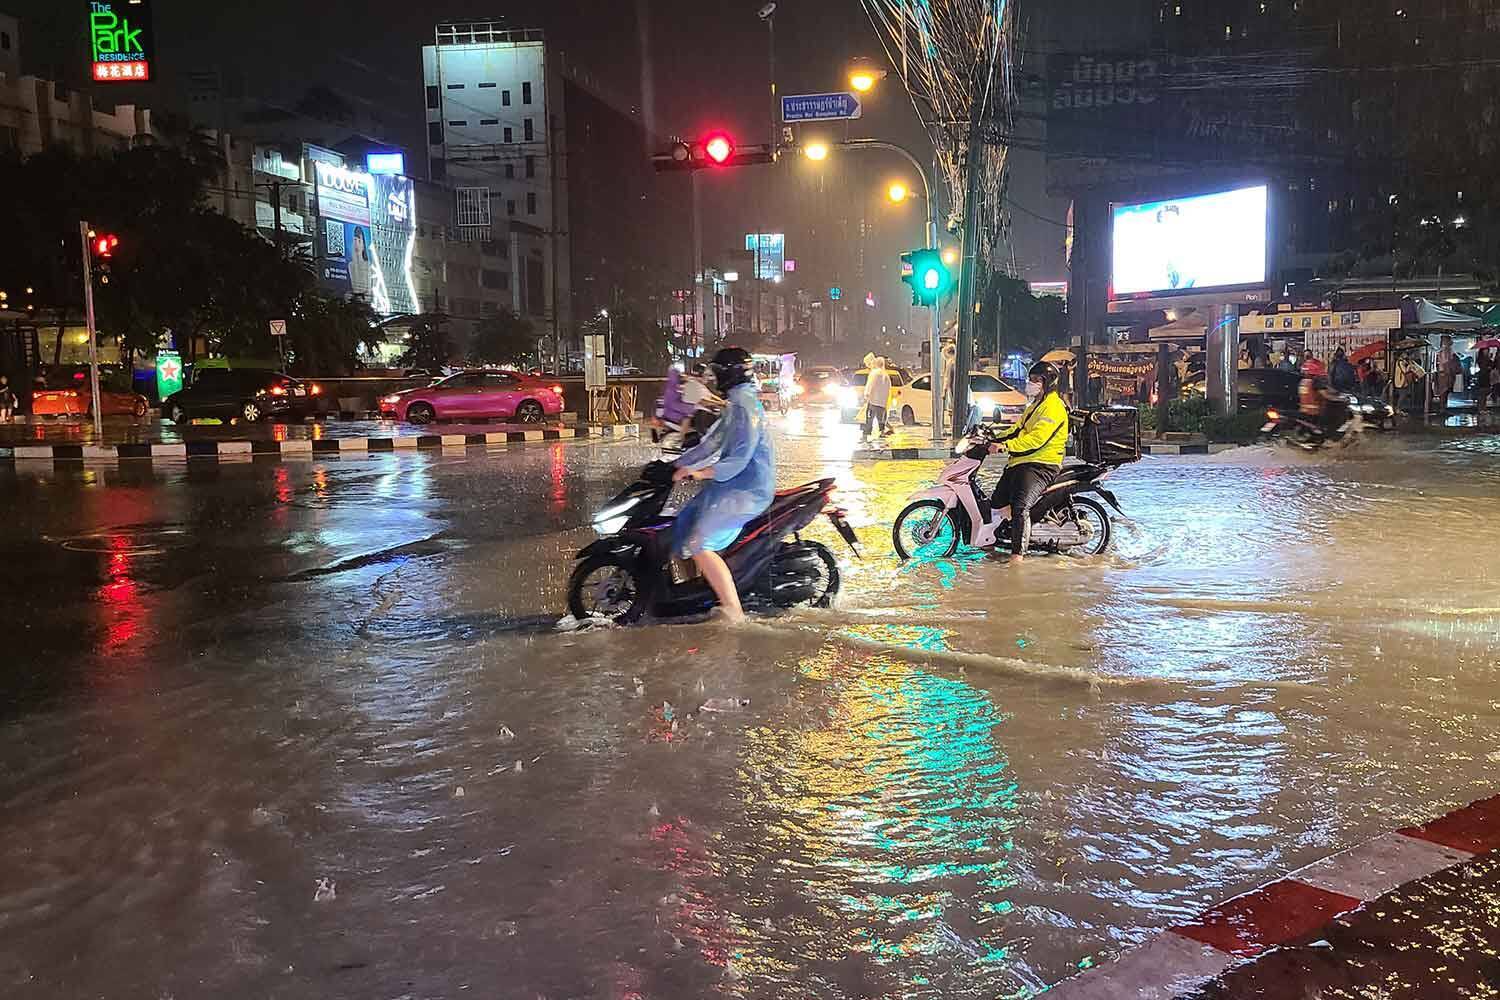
[314,161,372,226]
[320,173,418,317]
[744,233,785,280]
[1110,184,1268,299]
[89,0,154,82]
[366,152,406,176]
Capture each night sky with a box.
[9,0,1145,339]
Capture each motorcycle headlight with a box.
[595,516,629,536]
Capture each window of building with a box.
[505,163,515,179]
[428,122,444,145]
[446,83,465,90]
[523,118,534,142]
[507,199,517,216]
[449,120,467,127]
[503,127,513,143]
[426,85,440,109]
[2,31,12,50]
[478,82,497,89]
[456,187,491,228]
[522,81,533,105]
[527,192,537,215]
[481,118,499,126]
[502,89,511,106]
[525,155,535,178]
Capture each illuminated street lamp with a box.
[803,141,830,161]
[848,60,888,93]
[887,181,912,203]
[942,247,958,266]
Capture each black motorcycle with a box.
[1260,398,1366,449]
[566,461,861,624]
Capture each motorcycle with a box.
[567,461,861,624]
[1260,399,1365,450]
[891,421,1127,560]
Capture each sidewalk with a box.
[0,417,639,464]
[1046,793,1500,999]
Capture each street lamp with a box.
[599,308,613,366]
[942,247,958,266]
[803,141,830,161]
[887,181,912,203]
[848,60,888,93]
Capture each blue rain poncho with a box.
[672,382,775,558]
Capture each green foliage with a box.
[587,303,669,373]
[1203,411,1267,444]
[290,295,382,376]
[399,315,455,372]
[977,273,1068,359]
[1164,396,1212,434]
[470,309,540,365]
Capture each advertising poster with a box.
[1110,185,1268,298]
[744,233,786,280]
[369,174,418,317]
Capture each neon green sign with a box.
[89,1,154,82]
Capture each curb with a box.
[851,442,1242,461]
[1044,793,1500,999]
[0,424,638,465]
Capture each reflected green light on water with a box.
[729,652,1021,990]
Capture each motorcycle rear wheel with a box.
[1061,497,1112,556]
[770,541,840,608]
[893,499,961,560]
[567,555,650,624]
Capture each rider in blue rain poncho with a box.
[671,346,776,624]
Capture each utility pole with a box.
[692,170,704,355]
[256,180,286,255]
[78,221,102,439]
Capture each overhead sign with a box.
[366,152,406,176]
[829,287,841,301]
[1243,309,1401,333]
[268,319,287,337]
[744,233,785,280]
[89,0,154,82]
[781,92,862,122]
[314,161,372,226]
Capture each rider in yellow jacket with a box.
[989,361,1070,560]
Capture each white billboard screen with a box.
[1110,184,1267,298]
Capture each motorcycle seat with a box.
[730,479,835,546]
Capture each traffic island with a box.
[0,423,639,466]
[1045,793,1500,999]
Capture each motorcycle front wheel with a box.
[567,555,650,624]
[893,499,961,560]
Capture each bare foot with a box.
[1009,554,1026,565]
[710,607,748,626]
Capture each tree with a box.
[289,294,381,376]
[399,314,455,371]
[469,309,540,365]
[586,302,670,373]
[976,273,1067,359]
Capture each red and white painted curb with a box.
[1045,793,1500,999]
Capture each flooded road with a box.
[2,421,1498,998]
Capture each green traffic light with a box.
[922,268,940,291]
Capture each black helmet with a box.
[1028,360,1061,393]
[709,346,755,392]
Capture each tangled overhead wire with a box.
[860,0,1021,266]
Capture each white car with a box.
[898,371,1028,426]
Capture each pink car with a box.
[380,370,566,425]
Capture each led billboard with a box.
[744,233,786,280]
[1110,184,1267,299]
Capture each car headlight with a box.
[837,387,857,407]
[381,394,402,405]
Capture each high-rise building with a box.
[422,22,570,342]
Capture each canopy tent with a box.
[1147,310,1208,341]
[1480,304,1500,328]
[1040,348,1075,363]
[1413,298,1489,329]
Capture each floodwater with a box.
[1,418,1498,998]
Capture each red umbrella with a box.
[1472,338,1500,351]
[1348,340,1388,365]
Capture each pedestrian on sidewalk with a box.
[0,375,15,423]
[861,357,892,441]
[1394,354,1423,413]
[1435,335,1460,415]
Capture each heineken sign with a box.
[89,0,154,82]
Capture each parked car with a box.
[1181,367,1395,427]
[901,371,1027,426]
[837,367,912,422]
[31,367,151,418]
[379,369,565,425]
[164,369,320,424]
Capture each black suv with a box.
[164,369,314,424]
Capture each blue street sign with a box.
[829,287,842,301]
[781,92,863,123]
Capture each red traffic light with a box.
[94,234,120,258]
[703,133,734,165]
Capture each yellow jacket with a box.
[1005,391,1069,467]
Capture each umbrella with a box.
[1473,338,1500,351]
[1041,348,1074,363]
[1348,340,1388,365]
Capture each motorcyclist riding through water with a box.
[670,346,775,624]
[988,361,1070,562]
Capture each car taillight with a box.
[309,383,321,395]
[269,385,288,396]
[549,384,563,396]
[73,372,86,381]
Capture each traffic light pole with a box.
[836,139,942,441]
[78,220,103,439]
